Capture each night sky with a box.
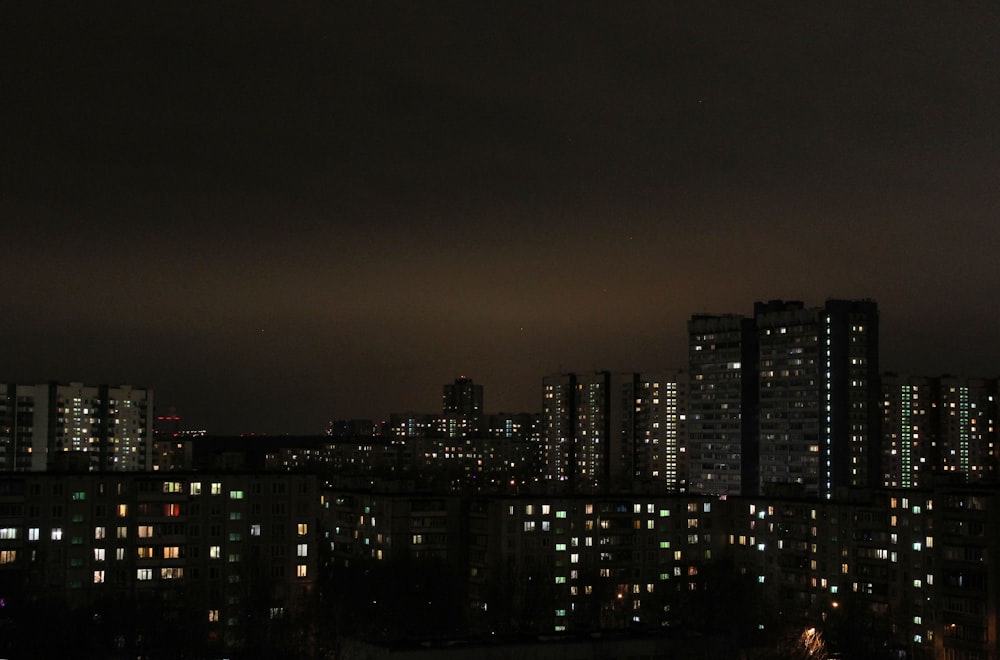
[3,2,999,434]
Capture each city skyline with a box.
[4,2,999,433]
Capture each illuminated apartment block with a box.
[541,372,638,492]
[633,370,688,490]
[937,377,998,482]
[0,382,153,472]
[756,300,880,499]
[542,373,576,484]
[437,377,485,438]
[881,375,998,488]
[0,384,43,471]
[689,300,879,500]
[0,472,318,655]
[687,314,759,496]
[881,375,935,488]
[490,494,725,633]
[442,376,483,417]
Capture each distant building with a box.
[687,299,880,499]
[388,412,436,439]
[541,372,687,493]
[881,374,935,488]
[442,377,483,417]
[936,376,998,481]
[325,418,379,438]
[438,377,485,438]
[542,372,627,491]
[881,375,998,487]
[631,370,688,490]
[756,299,880,498]
[0,382,153,472]
[687,314,759,496]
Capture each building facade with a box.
[688,299,879,500]
[687,314,759,496]
[632,370,688,490]
[881,375,998,489]
[0,471,318,654]
[0,382,153,472]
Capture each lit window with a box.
[229,490,244,500]
[209,546,221,558]
[117,504,128,517]
[117,526,127,539]
[161,567,183,579]
[28,528,39,541]
[190,482,202,495]
[250,524,261,536]
[51,528,63,541]
[94,548,106,561]
[0,550,16,564]
[0,528,17,540]
[297,523,308,536]
[297,543,308,557]
[137,568,153,581]
[210,483,222,495]
[163,546,180,559]
[208,609,219,622]
[138,526,153,539]
[93,570,104,583]
[296,564,307,577]
[94,526,106,540]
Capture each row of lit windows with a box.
[514,502,707,518]
[3,521,308,543]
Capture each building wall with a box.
[0,382,153,473]
[633,370,687,490]
[321,479,1000,658]
[688,314,757,496]
[0,472,318,651]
